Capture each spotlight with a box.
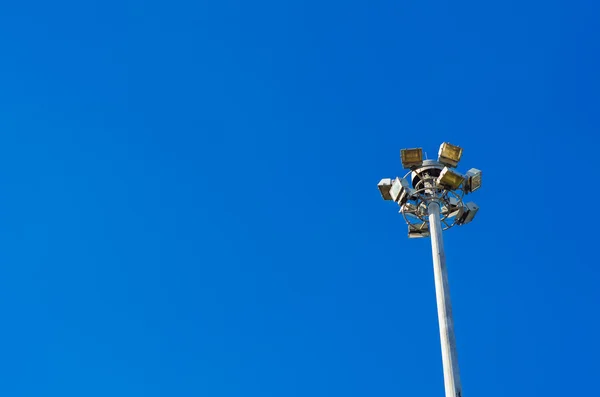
[408,222,430,238]
[377,178,393,200]
[464,168,482,193]
[400,148,423,169]
[456,202,479,225]
[389,177,413,205]
[438,142,463,168]
[437,167,464,190]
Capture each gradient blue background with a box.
[1,1,599,396]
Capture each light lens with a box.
[437,167,464,190]
[464,168,482,193]
[400,148,423,169]
[389,177,413,204]
[389,178,402,202]
[438,142,463,167]
[470,174,482,191]
[465,168,482,193]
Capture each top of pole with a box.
[378,142,482,239]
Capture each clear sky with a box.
[0,1,599,396]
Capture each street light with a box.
[378,143,481,397]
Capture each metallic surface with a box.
[377,178,393,200]
[379,143,480,397]
[437,142,463,168]
[464,168,482,193]
[428,201,462,397]
[400,147,424,169]
[458,202,479,225]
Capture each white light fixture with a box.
[441,197,461,217]
[388,177,404,201]
[389,177,413,205]
[457,202,479,225]
[408,222,430,238]
[401,148,423,169]
[438,142,463,168]
[378,178,393,200]
[464,168,482,193]
[437,167,464,190]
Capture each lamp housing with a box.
[378,178,393,200]
[401,148,423,169]
[389,177,413,205]
[457,202,479,225]
[437,167,464,190]
[464,168,482,193]
[441,197,461,217]
[438,142,463,168]
[408,223,430,238]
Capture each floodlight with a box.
[389,177,413,205]
[408,222,430,238]
[441,197,461,217]
[437,167,464,190]
[378,178,393,200]
[464,168,482,194]
[456,202,479,225]
[401,148,423,169]
[438,142,463,168]
[389,177,404,201]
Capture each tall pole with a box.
[428,201,462,397]
[380,144,481,396]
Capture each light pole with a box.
[378,143,482,397]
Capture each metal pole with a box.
[428,201,462,397]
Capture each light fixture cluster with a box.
[379,142,482,237]
[398,142,481,195]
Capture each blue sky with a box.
[0,1,599,396]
